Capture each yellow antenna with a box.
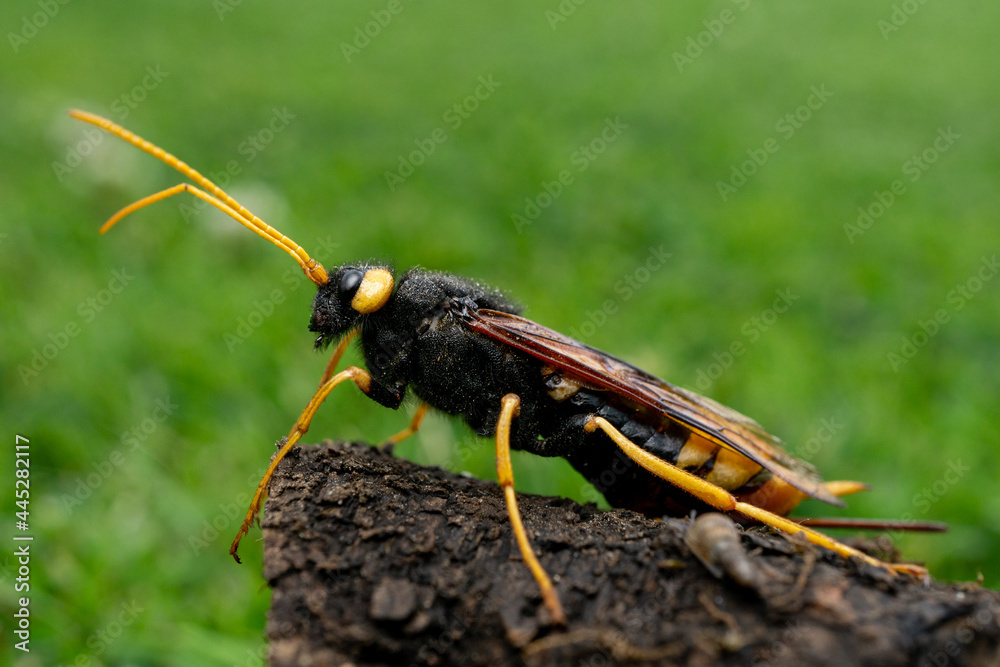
[69,110,329,286]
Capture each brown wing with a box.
[460,307,844,507]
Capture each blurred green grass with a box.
[2,1,998,664]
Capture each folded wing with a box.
[461,308,843,506]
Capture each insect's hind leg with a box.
[583,415,928,579]
[495,394,567,625]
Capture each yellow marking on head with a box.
[351,268,394,314]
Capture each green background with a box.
[2,1,998,664]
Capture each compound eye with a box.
[339,270,364,298]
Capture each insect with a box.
[72,110,938,625]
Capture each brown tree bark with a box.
[262,441,1000,667]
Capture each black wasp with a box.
[72,110,931,625]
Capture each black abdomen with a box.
[527,381,772,518]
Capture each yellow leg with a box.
[496,394,567,625]
[584,416,928,579]
[380,402,429,453]
[229,365,372,563]
[319,329,358,386]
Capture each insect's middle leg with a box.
[495,394,567,625]
[584,415,928,579]
[380,402,429,454]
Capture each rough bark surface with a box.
[263,441,1000,667]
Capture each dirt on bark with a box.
[262,441,1000,667]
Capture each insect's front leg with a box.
[317,329,358,385]
[229,359,373,563]
[495,394,567,626]
[583,415,929,580]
